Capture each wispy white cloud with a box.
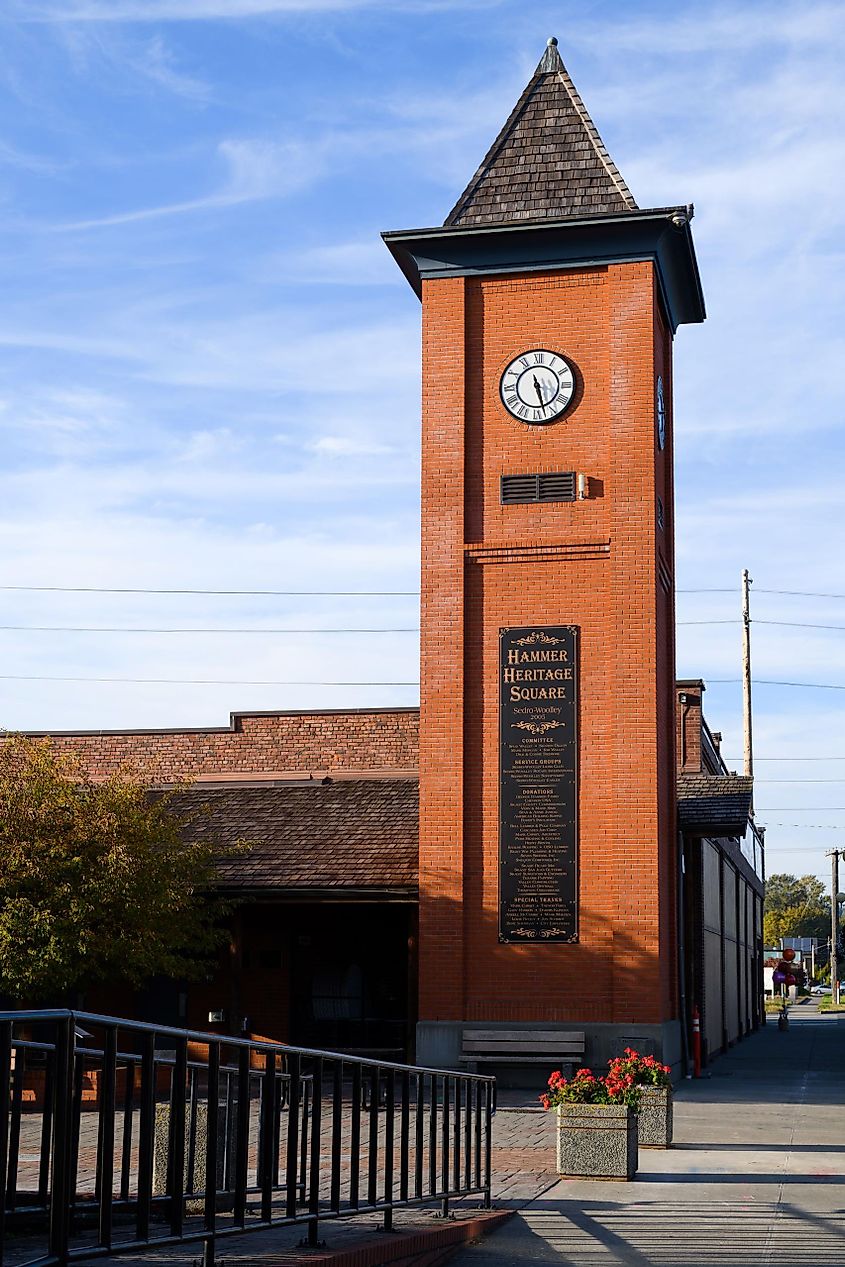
[311,434,393,457]
[263,240,397,286]
[0,499,420,730]
[0,138,68,174]
[0,306,421,397]
[47,135,324,229]
[126,34,212,101]
[576,3,845,56]
[13,0,500,21]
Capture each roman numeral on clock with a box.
[500,350,574,424]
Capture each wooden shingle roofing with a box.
[174,778,418,895]
[445,38,637,228]
[677,773,754,839]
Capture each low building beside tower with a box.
[20,682,762,1074]
[676,682,764,1061]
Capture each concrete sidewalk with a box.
[451,1001,845,1266]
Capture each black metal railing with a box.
[0,1011,494,1267]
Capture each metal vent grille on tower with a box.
[501,472,576,504]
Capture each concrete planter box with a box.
[556,1104,638,1180]
[637,1085,673,1148]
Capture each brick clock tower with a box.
[384,39,705,1070]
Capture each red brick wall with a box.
[676,685,704,773]
[419,262,678,1027]
[654,287,678,1018]
[419,277,468,1009]
[11,708,419,782]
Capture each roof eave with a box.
[216,885,419,903]
[678,817,751,840]
[382,206,705,332]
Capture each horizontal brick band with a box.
[464,540,611,564]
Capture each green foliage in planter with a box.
[540,1067,640,1112]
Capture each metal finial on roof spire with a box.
[538,36,563,74]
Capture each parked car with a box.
[811,985,832,994]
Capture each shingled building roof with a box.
[445,38,637,228]
[677,773,754,839]
[174,778,418,895]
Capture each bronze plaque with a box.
[499,626,578,944]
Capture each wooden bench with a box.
[458,1029,586,1076]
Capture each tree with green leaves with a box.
[763,872,829,946]
[0,735,247,1003]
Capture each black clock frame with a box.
[499,349,577,427]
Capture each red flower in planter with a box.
[607,1049,671,1088]
[541,1063,640,1110]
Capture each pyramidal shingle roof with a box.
[445,38,637,227]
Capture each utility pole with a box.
[742,569,754,815]
[828,849,841,1005]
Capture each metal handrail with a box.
[0,1011,494,1267]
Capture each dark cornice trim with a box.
[217,886,419,903]
[382,206,705,332]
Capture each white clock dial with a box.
[656,375,666,450]
[499,349,575,425]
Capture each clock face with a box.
[499,349,575,425]
[656,375,666,450]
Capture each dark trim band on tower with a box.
[382,208,705,332]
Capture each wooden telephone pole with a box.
[742,569,754,815]
[829,849,841,1005]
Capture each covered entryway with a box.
[174,775,419,1058]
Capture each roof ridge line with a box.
[444,72,543,227]
[552,64,636,211]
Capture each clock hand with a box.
[533,374,546,408]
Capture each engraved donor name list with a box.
[499,626,579,944]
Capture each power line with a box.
[756,620,845,633]
[726,757,845,763]
[3,582,845,601]
[0,672,842,707]
[677,588,845,601]
[765,841,845,849]
[708,678,845,691]
[755,589,845,601]
[0,674,419,687]
[679,618,845,628]
[0,625,419,635]
[2,619,843,635]
[0,585,418,596]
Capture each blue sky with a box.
[0,0,843,881]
